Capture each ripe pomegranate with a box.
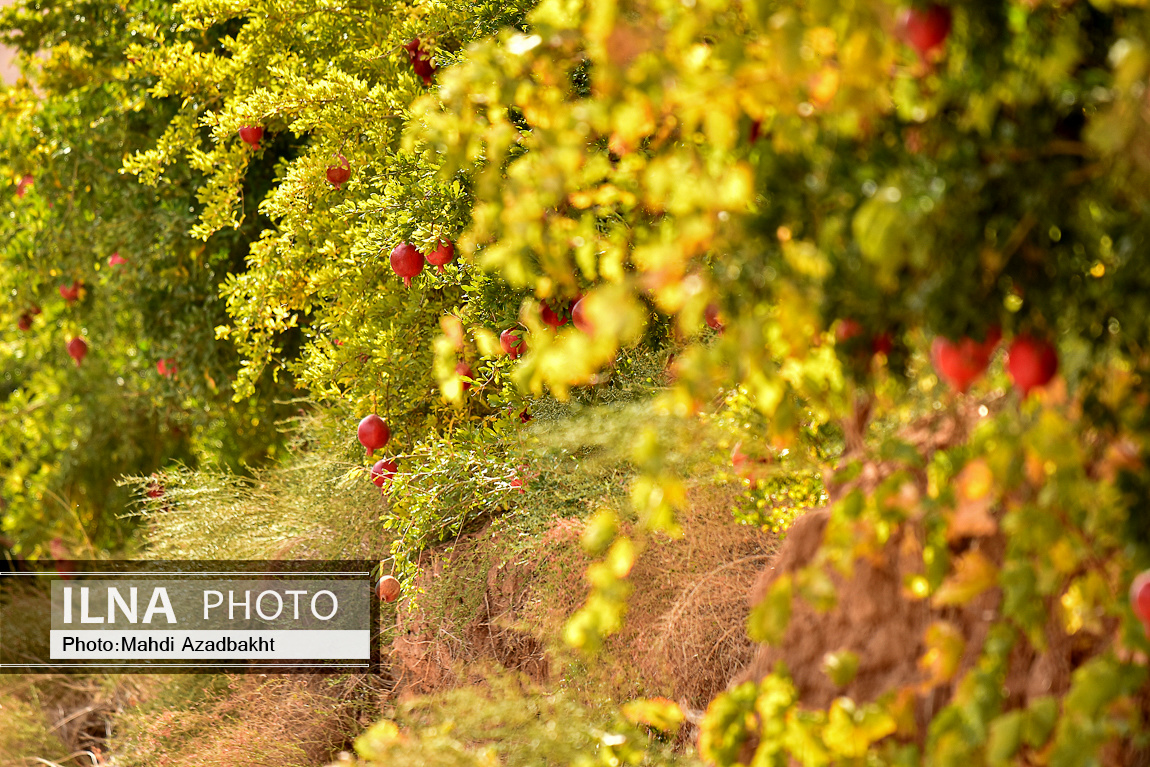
[156,358,177,378]
[500,328,525,358]
[426,240,455,273]
[17,313,32,331]
[108,252,127,267]
[357,414,391,456]
[238,125,263,149]
[404,38,436,86]
[390,243,424,287]
[872,332,894,357]
[1132,571,1150,632]
[456,362,474,392]
[1007,334,1059,397]
[326,154,351,189]
[377,574,402,602]
[704,303,724,331]
[67,337,88,366]
[571,297,593,334]
[931,331,998,393]
[370,458,397,488]
[899,4,952,59]
[16,174,33,197]
[59,282,81,303]
[541,300,570,328]
[835,318,864,344]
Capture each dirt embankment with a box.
[390,483,776,710]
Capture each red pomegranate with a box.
[456,362,474,392]
[67,337,88,366]
[239,125,264,149]
[704,303,724,331]
[1132,571,1150,632]
[426,240,455,273]
[370,458,398,488]
[357,414,391,456]
[835,318,864,344]
[326,154,351,189]
[899,4,952,58]
[59,282,81,303]
[571,297,593,334]
[17,313,32,331]
[1007,334,1059,397]
[377,574,402,602]
[108,252,127,267]
[390,243,424,287]
[156,358,177,378]
[541,300,570,328]
[872,332,894,357]
[500,328,525,358]
[931,331,998,393]
[404,38,436,86]
[15,174,32,198]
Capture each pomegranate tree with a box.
[326,154,351,189]
[67,337,88,366]
[390,243,424,287]
[1007,334,1059,397]
[377,574,402,602]
[500,328,525,358]
[426,240,455,273]
[357,414,391,456]
[238,125,264,149]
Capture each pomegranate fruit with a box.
[704,303,724,331]
[426,239,455,273]
[872,332,894,357]
[67,337,88,366]
[541,300,570,328]
[1007,334,1059,397]
[404,38,436,86]
[931,331,998,392]
[357,414,391,456]
[390,243,424,287]
[17,313,32,331]
[571,297,593,334]
[370,458,398,488]
[156,358,177,378]
[326,154,351,189]
[238,125,264,149]
[108,252,127,267]
[899,4,952,58]
[59,282,81,303]
[15,174,32,197]
[835,318,864,344]
[456,362,474,392]
[377,574,402,602]
[500,328,525,358]
[1132,571,1150,631]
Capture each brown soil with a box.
[731,397,1124,746]
[390,483,775,710]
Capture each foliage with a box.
[343,673,698,767]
